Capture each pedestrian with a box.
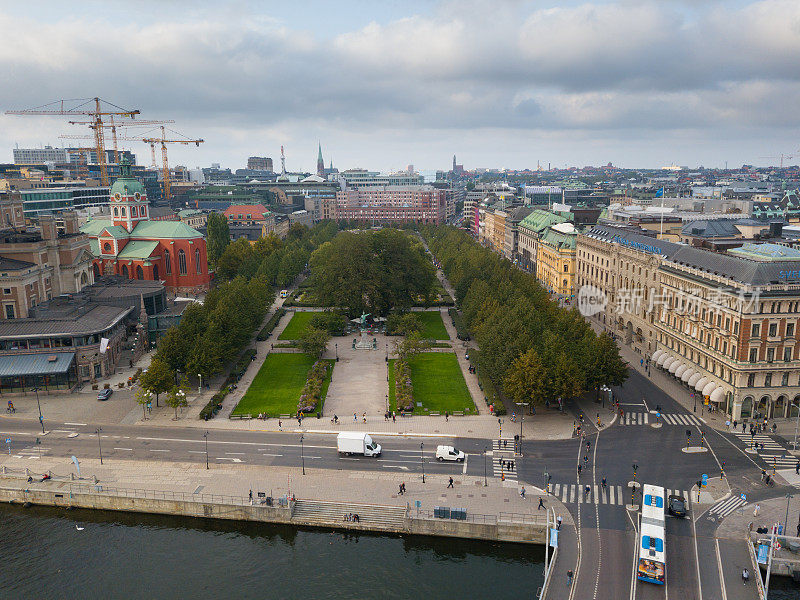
[796,462,799,475]
[297,416,302,426]
[585,485,590,497]
[577,464,582,475]
[601,476,607,489]
[392,412,396,423]
[742,569,749,585]
[586,440,591,452]
[447,477,454,488]
[500,458,505,469]
[538,497,546,510]
[278,419,282,430]
[567,570,573,586]
[401,482,406,494]
[640,358,643,367]
[445,411,449,422]
[753,503,760,517]
[557,515,562,530]
[509,461,514,472]
[384,412,388,422]
[742,422,746,433]
[249,489,253,502]
[503,439,508,449]
[354,413,357,422]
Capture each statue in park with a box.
[360,312,370,329]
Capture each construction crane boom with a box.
[5,97,140,186]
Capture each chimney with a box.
[39,214,57,241]
[63,210,79,235]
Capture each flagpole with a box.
[659,189,664,238]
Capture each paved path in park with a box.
[323,333,390,418]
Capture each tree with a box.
[394,332,430,362]
[206,213,230,266]
[216,238,254,281]
[387,312,422,337]
[166,382,188,420]
[139,357,174,407]
[503,348,547,406]
[298,326,331,358]
[135,387,153,420]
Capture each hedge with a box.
[256,308,287,341]
[200,389,229,420]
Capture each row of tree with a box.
[140,222,340,409]
[423,226,628,407]
[308,228,436,317]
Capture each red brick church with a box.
[81,158,211,294]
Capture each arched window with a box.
[195,248,201,274]
[121,207,127,217]
[178,249,187,275]
[164,250,171,274]
[122,265,129,279]
[141,206,147,217]
[153,265,159,280]
[113,207,119,217]
[136,265,144,280]
[131,206,138,217]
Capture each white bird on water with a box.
[75,525,85,531]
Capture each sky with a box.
[1,0,799,173]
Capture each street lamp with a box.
[692,392,697,413]
[300,433,306,475]
[420,442,425,483]
[335,343,338,362]
[203,430,209,470]
[96,428,103,465]
[198,373,202,395]
[483,446,489,487]
[784,494,794,535]
[32,386,44,434]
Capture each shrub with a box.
[256,308,286,341]
[200,389,229,420]
[394,358,414,412]
[297,360,330,413]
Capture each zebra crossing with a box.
[12,444,49,460]
[548,483,691,507]
[709,496,747,519]
[731,432,797,469]
[492,439,516,452]
[619,412,702,426]
[492,456,518,480]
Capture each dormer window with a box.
[103,242,112,253]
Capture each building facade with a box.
[80,159,211,294]
[536,224,577,297]
[576,225,800,420]
[329,186,446,224]
[247,156,273,171]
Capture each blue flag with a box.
[655,187,664,198]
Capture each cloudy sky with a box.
[1,0,799,172]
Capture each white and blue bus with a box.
[638,484,666,585]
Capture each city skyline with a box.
[1,0,799,171]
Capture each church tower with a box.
[453,155,457,171]
[317,143,325,177]
[109,156,149,233]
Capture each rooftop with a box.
[0,302,133,339]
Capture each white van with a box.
[337,432,382,457]
[436,445,465,462]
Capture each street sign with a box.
[740,493,747,502]
[4,438,10,444]
[701,473,708,487]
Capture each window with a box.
[113,207,119,217]
[563,264,568,272]
[131,206,138,217]
[785,347,794,362]
[782,373,789,387]
[764,373,772,387]
[4,304,15,319]
[2,288,10,295]
[178,249,187,275]
[767,348,775,363]
[769,323,777,337]
[751,323,760,337]
[747,373,755,387]
[788,323,795,337]
[141,206,146,217]
[195,248,201,274]
[121,206,127,217]
[749,348,758,363]
[103,242,112,253]
[165,250,171,275]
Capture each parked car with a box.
[436,445,465,462]
[668,494,687,518]
[97,388,113,401]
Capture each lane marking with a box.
[149,449,170,453]
[225,452,246,455]
[63,422,87,426]
[113,447,133,451]
[462,454,468,475]
[715,538,727,600]
[261,453,283,457]
[187,451,205,454]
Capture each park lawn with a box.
[278,311,318,340]
[231,354,334,417]
[389,353,475,415]
[417,310,449,340]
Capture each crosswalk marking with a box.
[709,496,746,519]
[492,439,516,452]
[547,483,690,507]
[731,432,797,468]
[619,412,702,427]
[491,456,517,480]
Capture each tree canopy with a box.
[206,212,230,267]
[308,229,436,316]
[423,225,628,407]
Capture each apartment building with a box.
[329,186,446,224]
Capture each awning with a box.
[663,357,675,370]
[682,369,696,383]
[694,377,709,392]
[656,353,668,367]
[710,387,726,403]
[688,373,702,387]
[651,350,663,362]
[674,364,687,378]
[669,361,682,374]
[702,382,717,397]
[0,352,75,377]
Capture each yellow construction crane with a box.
[61,126,204,201]
[65,118,174,164]
[143,127,204,202]
[759,153,798,169]
[5,97,140,186]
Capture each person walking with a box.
[538,497,545,510]
[362,412,367,423]
[577,464,582,476]
[353,413,357,422]
[567,570,573,586]
[445,411,449,422]
[753,503,760,517]
[392,412,396,423]
[742,569,749,585]
[584,485,591,499]
[601,476,607,490]
[249,489,253,503]
[278,419,282,430]
[557,515,563,530]
[447,477,454,488]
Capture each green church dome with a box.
[110,156,145,198]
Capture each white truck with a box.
[337,432,382,457]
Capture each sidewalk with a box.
[0,453,574,529]
[587,317,730,431]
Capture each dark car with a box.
[97,388,113,401]
[668,494,687,518]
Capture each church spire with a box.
[317,142,325,177]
